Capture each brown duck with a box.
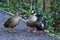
[3,11,20,32]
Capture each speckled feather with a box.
[4,16,20,28]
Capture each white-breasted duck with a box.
[26,10,37,33]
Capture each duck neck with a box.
[37,16,42,21]
[15,13,19,16]
[38,16,41,19]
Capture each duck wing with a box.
[35,19,47,30]
[3,18,12,27]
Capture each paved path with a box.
[0,11,56,40]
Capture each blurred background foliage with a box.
[0,0,60,35]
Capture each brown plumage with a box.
[4,16,20,28]
[3,11,20,32]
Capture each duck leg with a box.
[26,26,30,32]
[41,31,45,35]
[8,28,16,32]
[33,27,38,35]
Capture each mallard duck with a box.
[3,11,20,32]
[26,12,47,35]
[21,11,47,35]
[25,10,38,33]
[35,13,47,35]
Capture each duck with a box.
[23,11,39,34]
[35,13,48,35]
[21,11,47,35]
[3,10,21,32]
[26,10,37,32]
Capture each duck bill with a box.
[33,13,37,16]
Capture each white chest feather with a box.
[29,15,37,22]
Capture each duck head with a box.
[37,13,42,18]
[31,10,37,16]
[15,11,20,16]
